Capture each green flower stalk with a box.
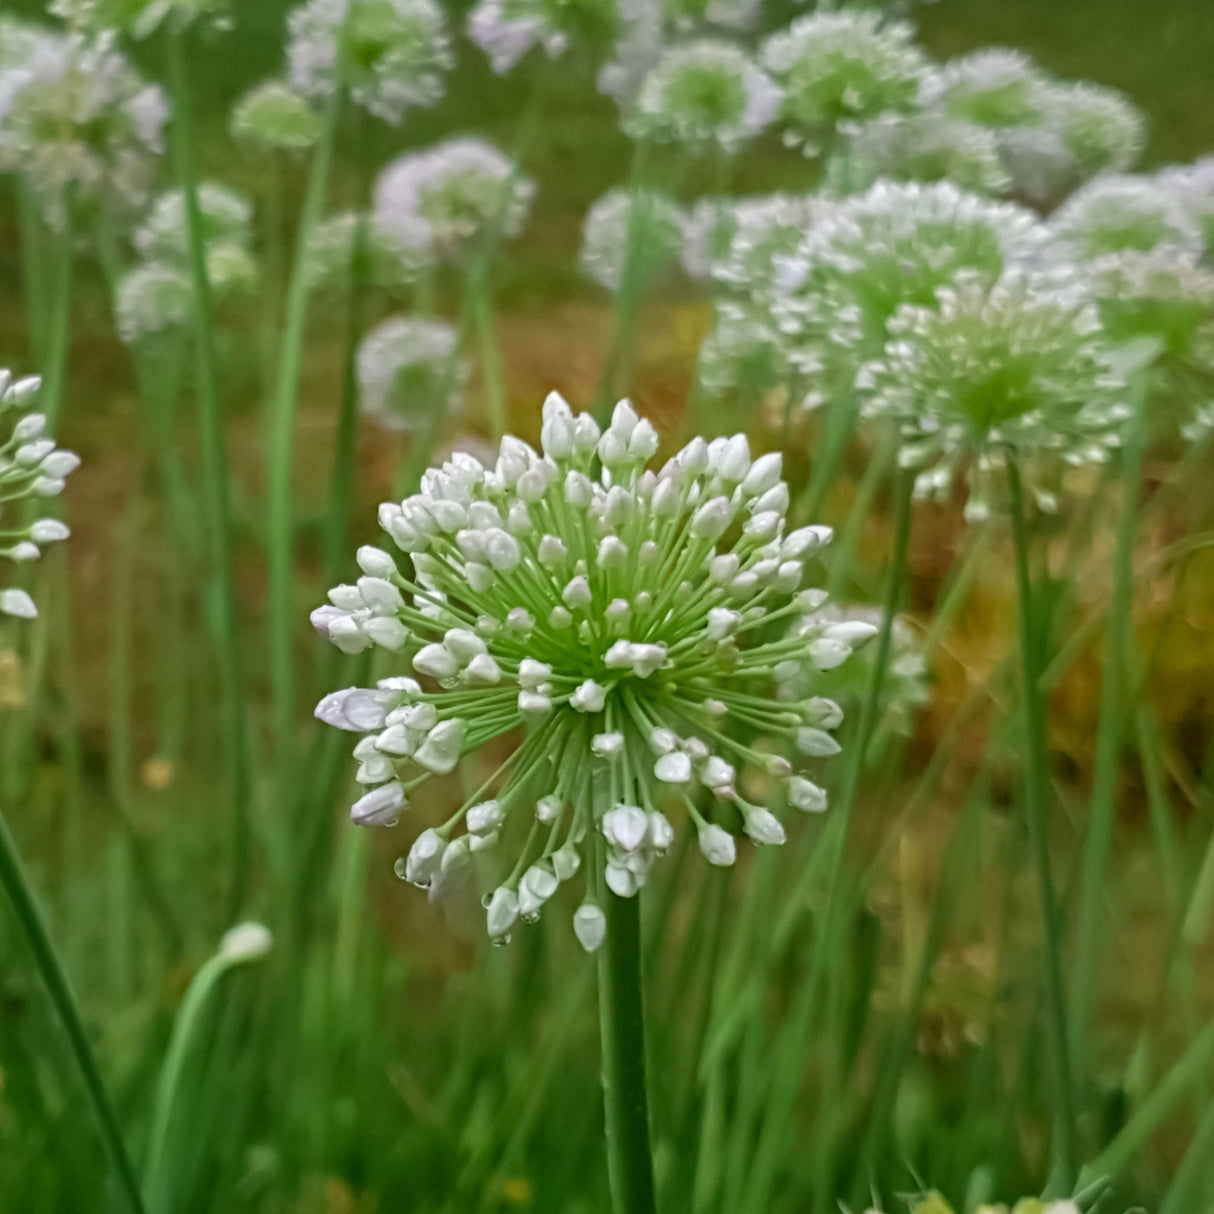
[314,393,868,943]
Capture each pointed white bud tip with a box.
[745,808,787,846]
[789,776,828,813]
[403,828,446,886]
[698,824,737,867]
[0,589,38,619]
[573,903,607,952]
[536,794,562,822]
[654,751,692,784]
[218,922,274,962]
[603,805,650,853]
[486,887,520,939]
[796,727,842,757]
[592,731,625,759]
[466,800,504,835]
[351,782,406,827]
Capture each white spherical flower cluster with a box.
[0,31,166,224]
[287,0,452,125]
[1036,80,1146,181]
[828,112,1010,197]
[771,181,1052,383]
[761,11,929,152]
[373,138,536,262]
[134,183,254,262]
[466,0,618,74]
[921,48,1048,131]
[626,40,781,153]
[303,211,427,291]
[597,0,659,104]
[229,79,322,151]
[356,316,467,431]
[314,394,866,944]
[1052,173,1204,262]
[579,188,686,293]
[855,272,1128,513]
[115,182,258,345]
[0,372,80,621]
[1156,157,1214,250]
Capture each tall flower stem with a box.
[1006,455,1078,1187]
[598,885,658,1214]
[0,810,148,1214]
[1071,376,1148,1064]
[166,27,252,917]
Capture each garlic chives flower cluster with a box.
[356,317,467,430]
[373,138,536,263]
[854,271,1129,514]
[579,189,685,293]
[315,395,871,944]
[626,40,782,153]
[0,372,79,621]
[761,10,929,152]
[229,79,322,151]
[287,0,453,124]
[0,29,166,223]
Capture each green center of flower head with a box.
[347,1,411,68]
[664,64,749,128]
[314,395,875,945]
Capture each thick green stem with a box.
[598,889,658,1214]
[1007,456,1078,1187]
[1071,383,1147,1063]
[0,810,148,1214]
[166,29,252,917]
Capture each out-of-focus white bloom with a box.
[314,394,857,942]
[303,211,427,290]
[357,316,467,430]
[1157,157,1214,250]
[114,263,193,344]
[855,271,1129,511]
[772,180,1053,384]
[373,138,535,261]
[0,371,80,620]
[627,40,781,153]
[1035,80,1145,181]
[921,48,1049,130]
[0,31,166,224]
[598,0,659,104]
[762,10,929,152]
[229,79,322,150]
[1052,173,1204,261]
[827,112,1010,196]
[467,0,617,74]
[287,0,453,124]
[579,188,685,292]
[218,922,274,962]
[134,183,254,262]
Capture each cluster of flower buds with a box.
[314,394,874,946]
[0,371,79,621]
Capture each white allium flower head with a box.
[287,0,453,124]
[114,262,193,344]
[829,112,1010,197]
[1156,156,1214,250]
[373,137,536,261]
[1035,80,1146,179]
[855,270,1129,511]
[597,0,660,104]
[920,48,1050,130]
[229,79,323,150]
[357,316,467,431]
[314,393,859,942]
[761,10,928,151]
[0,31,166,224]
[303,211,428,290]
[771,180,1054,382]
[134,183,254,262]
[1052,173,1204,261]
[0,371,79,620]
[579,188,685,292]
[627,40,782,153]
